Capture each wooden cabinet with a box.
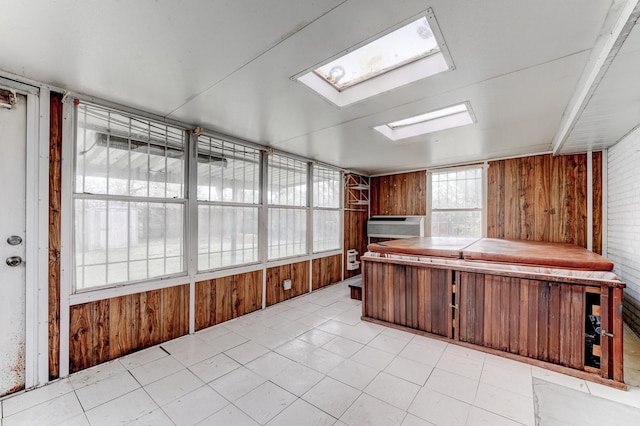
[363,262,452,338]
[362,255,625,387]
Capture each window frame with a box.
[426,164,488,238]
[66,99,347,301]
[195,135,262,272]
[312,164,343,254]
[267,153,310,261]
[71,102,189,293]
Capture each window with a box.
[374,102,475,141]
[268,154,308,259]
[197,136,261,270]
[313,165,341,252]
[429,166,484,238]
[74,103,186,290]
[296,9,453,107]
[71,104,346,293]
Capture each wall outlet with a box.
[283,279,292,290]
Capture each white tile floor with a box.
[3,279,640,426]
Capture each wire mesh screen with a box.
[268,154,308,206]
[197,137,261,271]
[268,154,308,259]
[197,136,261,204]
[74,103,186,290]
[312,165,341,252]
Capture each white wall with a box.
[607,126,640,304]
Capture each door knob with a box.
[6,256,22,267]
[7,235,22,245]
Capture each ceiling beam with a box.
[552,0,640,155]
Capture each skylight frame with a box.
[312,16,441,92]
[294,8,455,108]
[374,101,476,141]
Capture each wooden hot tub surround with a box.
[362,237,625,388]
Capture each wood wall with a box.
[312,254,342,290]
[592,153,603,254]
[48,92,62,379]
[344,210,367,279]
[266,260,310,306]
[195,271,262,331]
[69,284,189,373]
[487,153,602,253]
[370,170,427,216]
[366,154,602,253]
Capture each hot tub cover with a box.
[367,237,479,258]
[462,238,614,271]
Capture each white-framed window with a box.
[73,103,187,291]
[268,154,308,259]
[428,166,485,238]
[312,165,341,252]
[197,136,261,270]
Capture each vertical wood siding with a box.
[312,254,342,290]
[48,92,63,380]
[69,284,189,373]
[266,261,310,306]
[487,153,603,253]
[363,261,452,338]
[457,272,587,370]
[194,270,262,331]
[592,152,603,254]
[370,170,426,216]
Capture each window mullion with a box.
[187,130,198,277]
[307,162,313,258]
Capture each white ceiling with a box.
[1,0,638,175]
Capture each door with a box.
[0,90,27,397]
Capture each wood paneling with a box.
[363,260,452,338]
[363,254,625,385]
[344,209,367,279]
[69,284,189,373]
[592,152,603,254]
[487,153,603,252]
[195,270,262,331]
[108,296,132,360]
[370,170,426,216]
[266,261,309,306]
[458,273,586,370]
[312,254,342,290]
[48,92,63,379]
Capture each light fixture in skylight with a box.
[374,102,475,141]
[295,8,454,107]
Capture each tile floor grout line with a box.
[5,280,639,425]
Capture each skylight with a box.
[314,17,439,91]
[295,9,454,107]
[374,102,475,141]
